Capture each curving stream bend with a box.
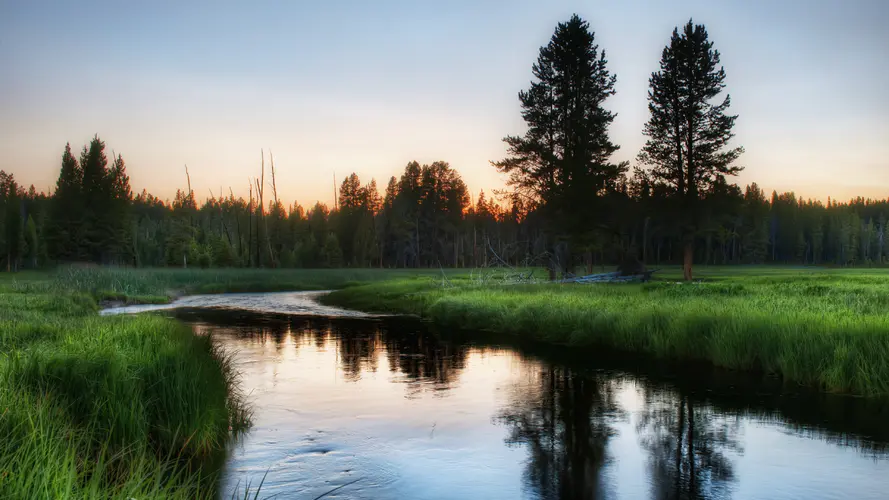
[105,292,889,500]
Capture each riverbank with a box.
[0,267,456,498]
[56,266,454,304]
[5,265,888,496]
[0,273,253,498]
[321,267,889,397]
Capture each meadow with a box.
[0,272,255,499]
[0,266,452,498]
[51,265,453,304]
[3,265,888,497]
[321,266,889,397]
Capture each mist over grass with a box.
[322,266,889,397]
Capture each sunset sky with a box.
[1,0,887,207]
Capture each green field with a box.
[0,272,255,498]
[321,266,889,397]
[4,265,889,497]
[0,267,452,498]
[52,266,454,304]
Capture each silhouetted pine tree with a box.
[638,20,743,280]
[0,172,23,271]
[79,136,109,262]
[493,14,626,268]
[107,153,133,263]
[48,143,83,260]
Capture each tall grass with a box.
[0,265,462,498]
[6,264,888,496]
[0,276,250,498]
[322,268,889,397]
[52,266,456,303]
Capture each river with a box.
[105,292,889,499]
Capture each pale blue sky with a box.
[1,0,887,205]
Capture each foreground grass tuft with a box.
[322,267,889,397]
[0,275,250,498]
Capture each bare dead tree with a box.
[184,164,193,200]
[247,179,254,267]
[269,150,280,207]
[254,150,276,267]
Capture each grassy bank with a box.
[52,266,455,304]
[321,267,889,397]
[0,273,251,498]
[0,266,459,498]
[6,265,888,497]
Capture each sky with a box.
[1,0,887,207]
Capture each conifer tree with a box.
[494,14,625,258]
[24,215,38,268]
[638,20,743,280]
[1,174,22,271]
[49,143,83,260]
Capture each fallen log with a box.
[559,269,659,284]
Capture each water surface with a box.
[161,292,889,499]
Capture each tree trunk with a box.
[675,395,686,494]
[687,398,696,495]
[642,217,650,264]
[705,233,712,265]
[683,240,694,281]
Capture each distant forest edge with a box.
[1,138,883,272]
[1,16,886,273]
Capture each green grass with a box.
[0,274,251,498]
[321,266,889,397]
[0,265,462,498]
[6,264,889,496]
[51,266,457,303]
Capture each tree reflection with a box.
[383,327,468,396]
[636,388,743,499]
[287,317,469,391]
[336,325,382,380]
[496,367,621,499]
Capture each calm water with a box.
[111,292,889,499]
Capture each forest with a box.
[1,144,884,273]
[0,18,885,275]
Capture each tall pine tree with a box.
[0,172,23,271]
[638,20,743,280]
[49,143,83,260]
[107,153,133,264]
[79,136,110,262]
[493,14,625,271]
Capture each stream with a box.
[104,292,889,499]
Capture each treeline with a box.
[1,137,887,271]
[1,15,886,272]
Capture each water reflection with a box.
[168,305,889,500]
[497,368,623,499]
[636,388,742,499]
